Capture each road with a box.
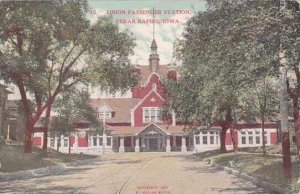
[0,152,270,194]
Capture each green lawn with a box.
[0,143,97,173]
[195,146,300,193]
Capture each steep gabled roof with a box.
[91,98,141,123]
[136,64,180,85]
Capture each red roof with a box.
[109,124,192,136]
[91,98,141,123]
[136,64,179,85]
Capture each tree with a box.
[169,0,277,152]
[50,89,101,154]
[170,0,293,179]
[0,1,138,153]
[240,75,279,155]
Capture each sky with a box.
[88,0,206,65]
[7,0,207,100]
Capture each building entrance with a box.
[149,138,158,151]
[138,124,170,152]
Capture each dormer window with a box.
[98,105,112,119]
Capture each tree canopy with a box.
[0,0,138,153]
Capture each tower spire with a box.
[149,7,159,72]
[150,8,158,54]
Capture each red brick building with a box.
[33,39,279,154]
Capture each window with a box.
[202,136,208,144]
[242,136,246,144]
[152,83,157,91]
[241,131,246,145]
[256,136,260,144]
[50,138,55,147]
[63,138,68,147]
[107,137,112,146]
[264,132,268,144]
[150,108,156,121]
[248,131,253,144]
[202,132,208,144]
[255,131,260,144]
[240,129,266,146]
[93,137,97,146]
[195,136,200,144]
[143,107,162,123]
[98,105,112,119]
[99,137,103,146]
[144,109,150,122]
[210,136,214,144]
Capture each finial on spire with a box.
[153,7,155,40]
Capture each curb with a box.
[205,158,290,194]
[0,157,104,182]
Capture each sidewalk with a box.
[0,157,106,181]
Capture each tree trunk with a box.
[279,65,292,180]
[230,125,238,152]
[261,117,266,156]
[24,117,34,153]
[68,132,71,155]
[43,106,52,151]
[282,132,292,179]
[220,125,227,153]
[293,104,300,153]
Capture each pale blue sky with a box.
[88,0,206,65]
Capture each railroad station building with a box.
[32,39,279,154]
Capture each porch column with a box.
[158,136,161,151]
[166,136,171,152]
[162,136,166,148]
[141,137,145,151]
[119,137,125,153]
[135,137,140,152]
[54,136,57,149]
[131,136,134,148]
[74,134,79,151]
[193,135,197,153]
[60,135,64,149]
[103,133,107,147]
[6,123,10,140]
[181,136,187,152]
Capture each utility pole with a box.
[279,0,292,180]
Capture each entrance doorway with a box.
[149,138,158,151]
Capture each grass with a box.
[0,142,97,173]
[195,145,300,193]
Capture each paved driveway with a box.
[1,152,270,194]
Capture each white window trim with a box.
[194,131,220,146]
[239,129,270,147]
[98,105,112,119]
[89,135,113,148]
[142,107,162,123]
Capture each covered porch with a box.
[112,123,194,153]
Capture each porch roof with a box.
[109,124,189,136]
